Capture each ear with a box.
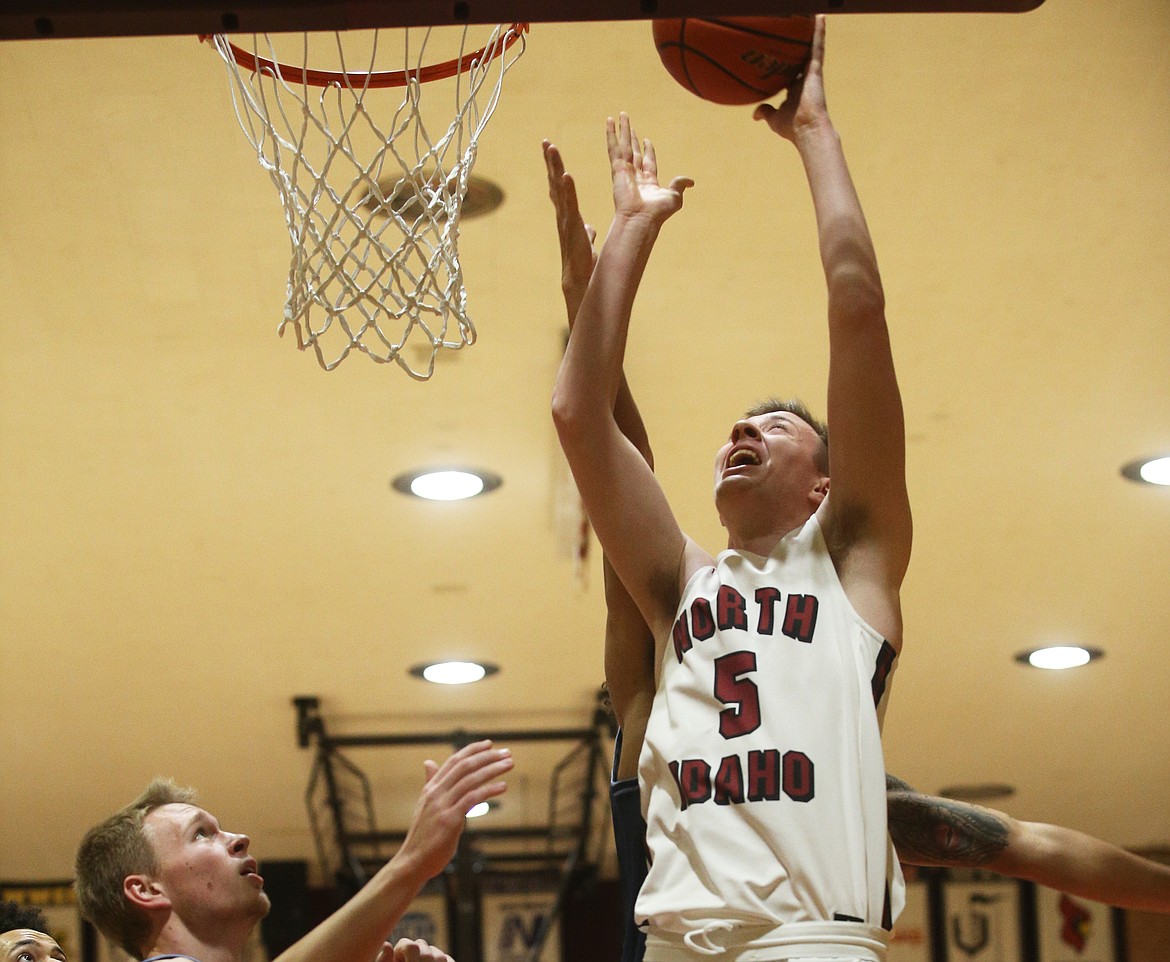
[811,475,830,505]
[123,874,171,912]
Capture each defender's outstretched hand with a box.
[753,15,828,141]
[397,740,513,881]
[608,113,693,223]
[543,139,597,321]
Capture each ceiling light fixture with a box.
[392,468,502,501]
[1015,645,1103,670]
[409,660,500,685]
[1121,455,1170,486]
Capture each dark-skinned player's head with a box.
[0,902,67,962]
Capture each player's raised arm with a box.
[273,742,512,962]
[549,116,701,640]
[886,775,1170,913]
[544,137,657,761]
[755,17,911,644]
[543,139,598,326]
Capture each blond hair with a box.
[74,778,196,960]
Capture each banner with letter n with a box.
[481,885,560,962]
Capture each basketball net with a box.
[207,24,527,377]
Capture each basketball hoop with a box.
[204,23,527,377]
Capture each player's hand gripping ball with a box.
[652,16,815,106]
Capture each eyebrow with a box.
[7,939,66,959]
[182,809,216,833]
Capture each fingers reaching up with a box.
[398,740,513,881]
[542,139,598,320]
[606,113,693,223]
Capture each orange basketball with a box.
[652,16,815,106]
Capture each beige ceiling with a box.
[2,0,1169,890]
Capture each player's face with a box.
[714,411,826,501]
[141,804,271,924]
[0,930,67,962]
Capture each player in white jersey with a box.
[637,518,902,957]
[550,16,910,960]
[544,118,1170,962]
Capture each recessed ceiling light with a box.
[1121,455,1170,486]
[1015,645,1103,670]
[409,660,500,685]
[392,468,502,501]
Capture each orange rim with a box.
[201,23,528,88]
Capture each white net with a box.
[209,25,527,377]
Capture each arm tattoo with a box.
[888,789,1012,867]
[886,773,914,793]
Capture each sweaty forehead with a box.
[749,411,784,424]
[143,802,212,838]
[0,931,64,960]
[748,410,815,437]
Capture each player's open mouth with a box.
[241,859,263,885]
[727,447,761,469]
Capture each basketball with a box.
[652,16,815,106]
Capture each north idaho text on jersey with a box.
[669,748,815,809]
[671,585,820,663]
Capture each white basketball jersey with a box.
[636,513,904,955]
